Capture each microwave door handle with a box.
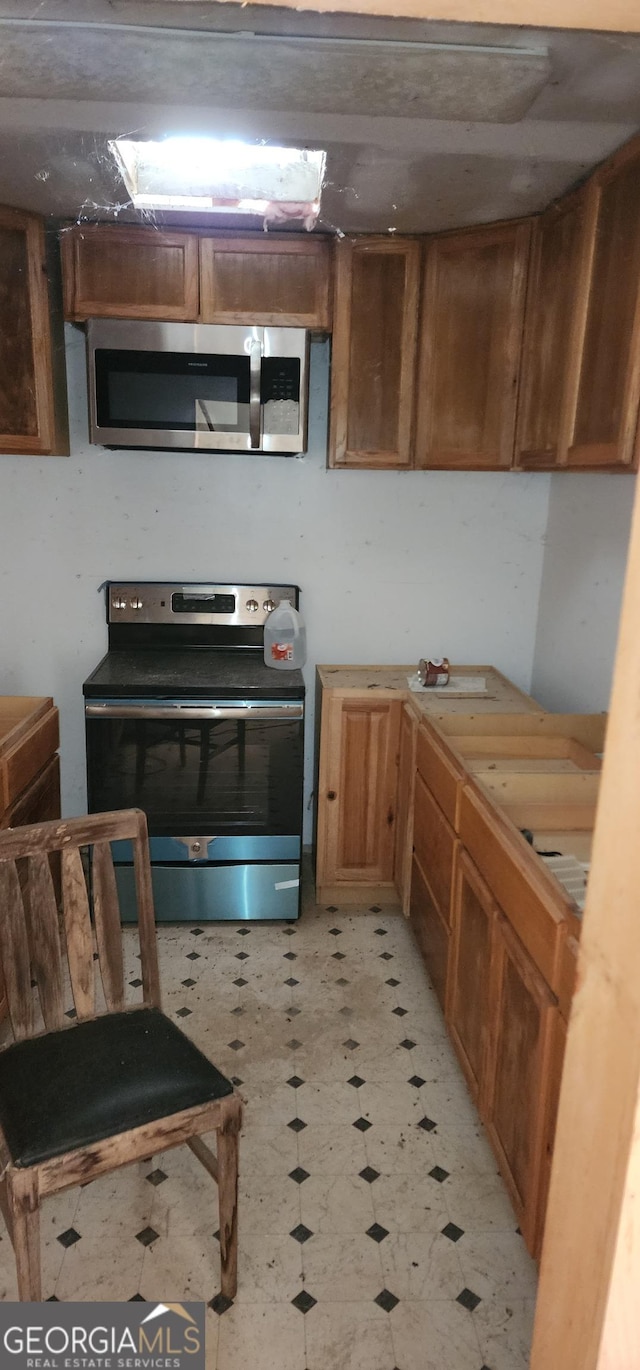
[249,340,262,449]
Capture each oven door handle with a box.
[84,703,303,721]
[249,339,262,449]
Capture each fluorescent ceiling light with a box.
[110,137,326,227]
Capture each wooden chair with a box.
[0,808,242,1302]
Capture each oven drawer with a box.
[115,860,302,922]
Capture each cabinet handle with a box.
[327,790,337,801]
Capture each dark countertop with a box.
[83,650,305,700]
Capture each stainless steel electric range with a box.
[83,582,305,922]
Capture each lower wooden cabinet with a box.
[484,912,556,1252]
[315,690,402,902]
[448,849,497,1102]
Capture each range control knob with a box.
[263,598,276,613]
[246,598,259,613]
[130,596,143,611]
[112,597,127,611]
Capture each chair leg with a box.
[217,1112,240,1300]
[9,1172,41,1301]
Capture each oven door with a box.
[85,698,303,839]
[85,697,304,921]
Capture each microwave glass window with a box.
[96,350,251,433]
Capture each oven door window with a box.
[94,350,251,435]
[86,713,303,836]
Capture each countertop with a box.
[316,664,539,717]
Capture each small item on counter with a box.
[417,657,450,688]
[264,598,307,670]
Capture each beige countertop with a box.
[316,664,540,717]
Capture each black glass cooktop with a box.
[83,650,305,701]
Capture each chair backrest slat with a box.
[61,847,95,1022]
[133,814,161,1009]
[0,809,157,1040]
[26,852,65,1032]
[93,841,125,1012]
[0,861,34,1040]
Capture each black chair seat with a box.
[0,1007,233,1168]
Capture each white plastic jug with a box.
[263,599,307,670]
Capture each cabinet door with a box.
[448,849,498,1101]
[394,704,417,914]
[516,186,594,469]
[410,854,449,1012]
[567,139,640,470]
[412,773,457,927]
[200,235,332,328]
[329,237,420,468]
[535,1008,567,1258]
[0,208,68,456]
[485,912,556,1252]
[415,220,530,469]
[61,225,199,321]
[316,693,402,892]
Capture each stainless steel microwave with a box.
[86,319,309,454]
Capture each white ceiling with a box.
[0,0,639,233]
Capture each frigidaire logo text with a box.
[0,1303,205,1370]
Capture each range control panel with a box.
[107,582,299,627]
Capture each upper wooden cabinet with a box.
[329,236,421,468]
[415,220,531,470]
[566,140,640,470]
[199,235,332,329]
[0,207,69,456]
[61,225,199,321]
[61,225,332,330]
[515,186,593,470]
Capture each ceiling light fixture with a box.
[109,137,326,229]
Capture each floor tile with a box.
[457,1230,537,1301]
[300,1233,385,1302]
[233,1234,304,1304]
[217,1303,306,1370]
[300,1175,376,1235]
[371,1173,450,1234]
[297,1124,368,1175]
[304,1300,394,1370]
[380,1231,464,1300]
[389,1298,485,1370]
[473,1295,537,1370]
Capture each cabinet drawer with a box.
[410,855,450,1013]
[458,781,565,990]
[416,721,464,826]
[3,754,61,829]
[0,708,59,813]
[413,773,457,926]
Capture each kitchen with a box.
[0,0,639,1365]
